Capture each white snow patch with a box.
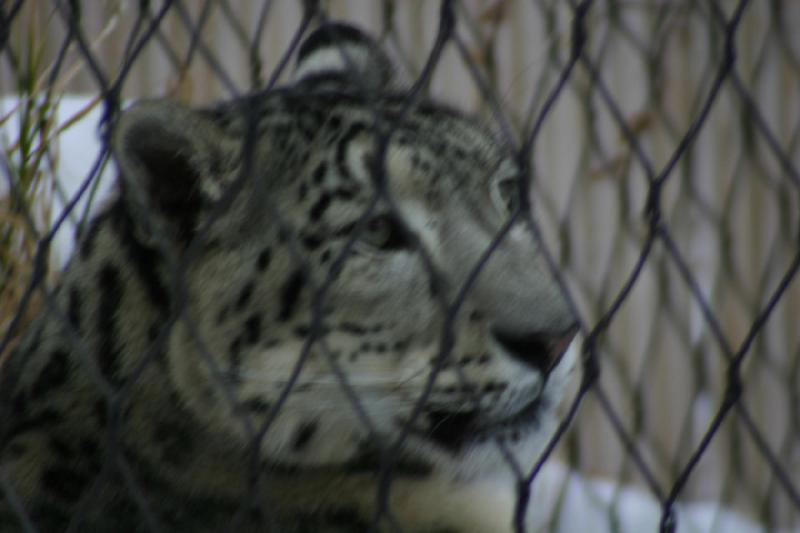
[1,94,119,267]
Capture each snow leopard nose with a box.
[490,326,577,374]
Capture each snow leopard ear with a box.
[113,100,230,244]
[293,22,394,90]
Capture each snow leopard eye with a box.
[362,213,412,251]
[492,176,521,215]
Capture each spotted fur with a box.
[0,23,577,532]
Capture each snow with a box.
[1,94,118,267]
[532,461,783,533]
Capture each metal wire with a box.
[1,0,798,531]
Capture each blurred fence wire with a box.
[1,0,799,531]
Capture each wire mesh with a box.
[1,0,798,532]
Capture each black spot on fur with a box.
[30,350,69,397]
[427,276,441,300]
[243,313,262,345]
[339,322,367,335]
[147,323,160,342]
[97,263,123,386]
[392,340,409,352]
[67,286,81,331]
[40,466,90,504]
[309,192,331,222]
[345,442,433,477]
[326,114,343,132]
[292,421,318,451]
[319,248,332,264]
[333,185,358,200]
[112,206,170,313]
[302,233,324,250]
[483,381,506,393]
[236,281,255,311]
[327,115,342,134]
[312,162,327,184]
[278,270,306,322]
[242,398,271,413]
[217,305,230,325]
[257,248,272,271]
[228,337,242,380]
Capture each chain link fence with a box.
[1,0,799,531]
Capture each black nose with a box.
[491,326,577,374]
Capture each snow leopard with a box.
[0,22,578,532]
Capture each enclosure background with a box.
[1,0,799,530]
